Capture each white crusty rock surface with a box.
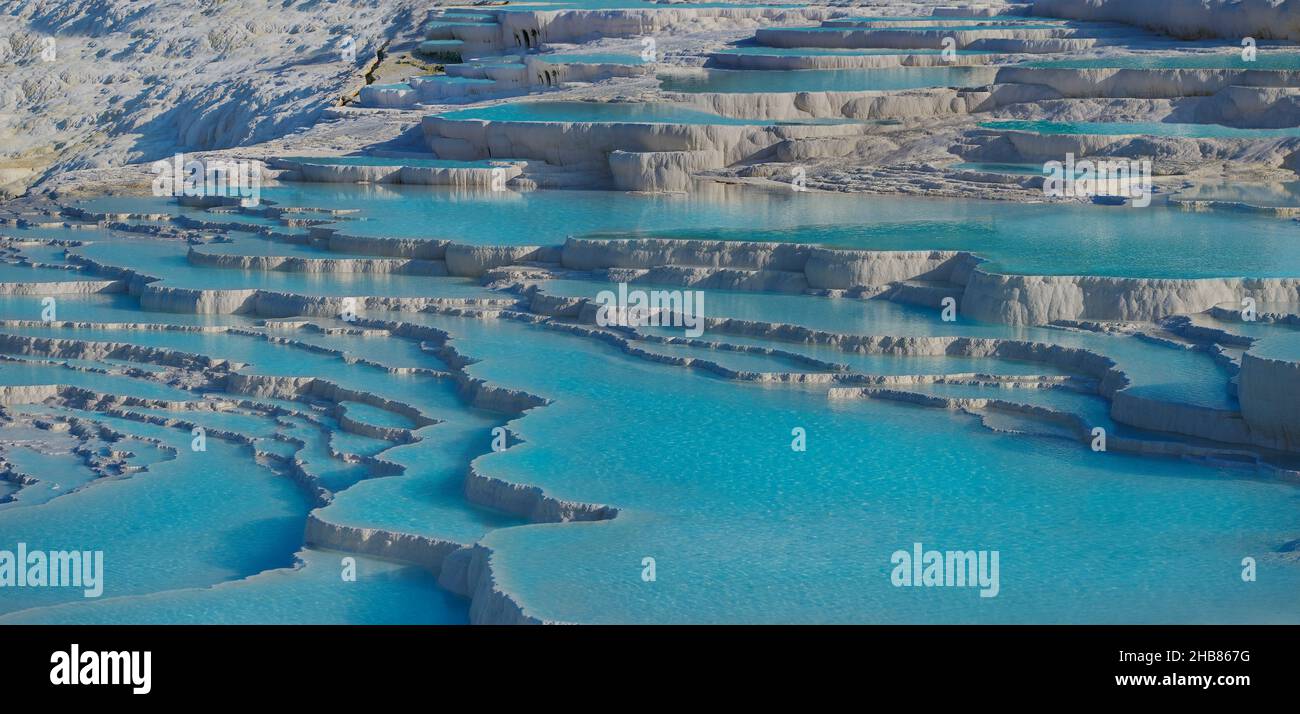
[0,0,433,196]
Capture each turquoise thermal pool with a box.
[72,184,1300,279]
[5,0,1300,632]
[4,181,1299,625]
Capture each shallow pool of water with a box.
[146,183,1300,280]
[0,548,468,624]
[1172,181,1300,208]
[4,158,1297,626]
[0,263,100,283]
[414,312,1299,624]
[540,278,1236,409]
[0,408,309,615]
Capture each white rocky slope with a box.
[0,0,435,196]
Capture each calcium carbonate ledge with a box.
[520,286,1291,453]
[1207,304,1300,325]
[0,408,179,505]
[961,128,1300,165]
[0,332,236,371]
[561,237,978,287]
[753,26,1088,51]
[667,86,994,121]
[9,324,598,610]
[437,544,552,625]
[402,295,1095,394]
[693,315,1267,453]
[58,251,517,314]
[960,269,1300,326]
[2,307,1289,621]
[175,230,558,278]
[550,317,1085,389]
[421,110,866,170]
[185,247,449,275]
[295,318,616,623]
[828,387,1300,479]
[21,223,1300,453]
[273,160,525,188]
[424,306,1295,622]
[167,230,1300,340]
[0,279,124,296]
[0,387,329,496]
[1168,198,1300,218]
[223,373,437,427]
[424,297,1110,409]
[45,229,1300,338]
[0,322,443,453]
[0,318,456,381]
[705,51,996,71]
[523,54,650,87]
[95,399,408,506]
[0,367,443,507]
[1159,315,1257,349]
[1238,351,1300,452]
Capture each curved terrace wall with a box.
[421,112,864,169]
[754,26,1074,50]
[1238,351,1300,451]
[671,87,993,121]
[706,51,994,71]
[961,271,1300,326]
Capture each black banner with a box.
[1,625,1291,700]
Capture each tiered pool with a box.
[3,171,1298,625]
